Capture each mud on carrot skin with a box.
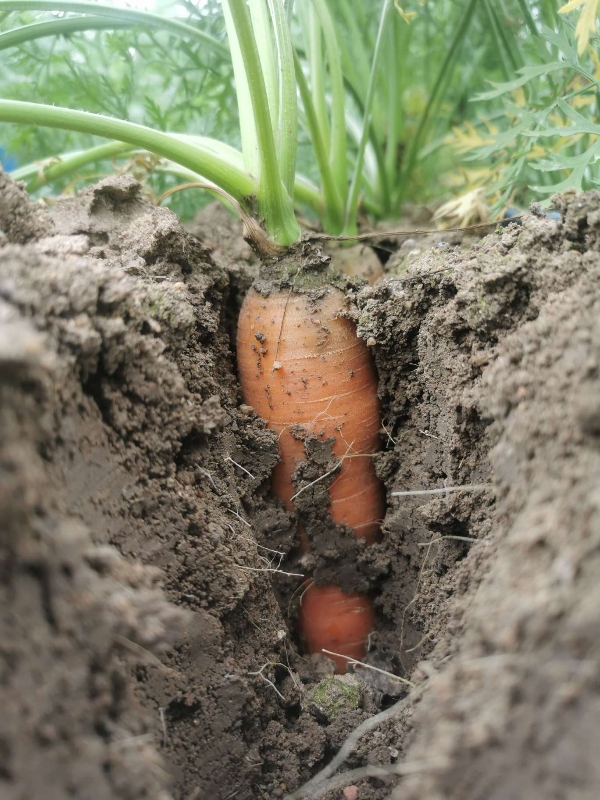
[236,247,385,673]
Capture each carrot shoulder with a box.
[237,285,384,671]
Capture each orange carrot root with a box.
[298,584,375,673]
[237,285,384,672]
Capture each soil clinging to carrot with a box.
[2,173,600,800]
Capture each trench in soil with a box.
[2,173,600,800]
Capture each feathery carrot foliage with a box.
[1,0,598,227]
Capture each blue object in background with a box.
[500,207,523,227]
[545,210,561,222]
[502,205,562,226]
[503,206,522,220]
[0,146,17,171]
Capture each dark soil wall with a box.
[337,193,600,799]
[380,197,600,800]
[2,171,600,800]
[0,189,188,800]
[0,174,290,800]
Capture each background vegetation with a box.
[1,0,599,224]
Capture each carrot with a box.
[298,584,376,673]
[237,284,384,672]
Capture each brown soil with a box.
[2,171,599,800]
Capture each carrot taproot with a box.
[298,584,376,673]
[237,285,384,672]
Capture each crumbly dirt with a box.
[2,171,600,800]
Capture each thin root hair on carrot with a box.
[290,443,380,502]
[228,508,252,527]
[225,455,256,479]
[286,757,453,800]
[392,483,490,497]
[288,578,315,618]
[247,663,286,702]
[247,660,302,701]
[283,684,428,800]
[320,649,415,688]
[158,707,168,748]
[235,546,305,578]
[197,466,217,491]
[305,215,524,245]
[405,631,436,654]
[236,564,305,577]
[399,538,436,670]
[416,534,490,547]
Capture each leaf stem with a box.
[225,0,299,245]
[12,140,133,190]
[309,0,347,205]
[0,100,254,200]
[294,50,343,232]
[0,16,131,50]
[345,0,394,235]
[0,0,228,55]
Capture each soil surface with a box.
[2,171,600,800]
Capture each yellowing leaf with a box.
[442,166,493,190]
[529,145,547,160]
[482,119,499,136]
[572,93,595,108]
[445,121,494,153]
[511,86,527,108]
[433,189,490,228]
[394,2,417,22]
[559,0,586,11]
[559,0,600,55]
